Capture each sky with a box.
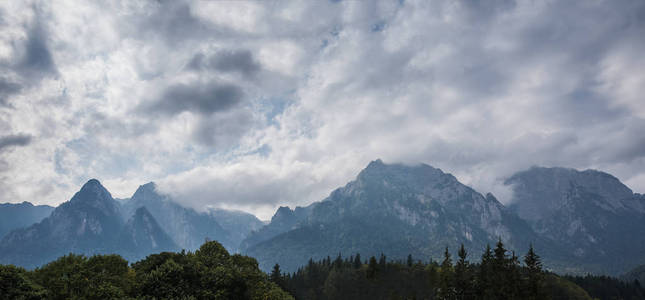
[0,0,644,220]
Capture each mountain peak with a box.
[71,178,113,205]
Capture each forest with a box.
[1,240,644,299]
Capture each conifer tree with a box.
[524,244,544,300]
[478,244,495,300]
[455,244,472,298]
[353,253,362,269]
[407,254,414,267]
[438,247,455,299]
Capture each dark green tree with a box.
[524,244,545,300]
[478,244,495,300]
[438,246,455,299]
[353,253,362,269]
[0,264,45,299]
[454,244,473,299]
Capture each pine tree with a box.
[353,253,362,269]
[454,244,472,299]
[492,238,509,299]
[407,254,414,267]
[367,256,378,279]
[270,263,285,289]
[524,244,544,300]
[379,253,386,267]
[478,244,495,300]
[438,246,455,299]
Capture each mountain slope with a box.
[0,179,124,268]
[117,206,179,261]
[240,205,313,251]
[0,202,54,239]
[506,167,645,274]
[121,182,233,251]
[246,160,545,272]
[208,208,264,252]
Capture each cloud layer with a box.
[0,0,644,219]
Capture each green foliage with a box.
[0,264,45,299]
[1,241,293,300]
[282,244,599,300]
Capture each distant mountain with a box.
[120,182,233,251]
[245,160,547,272]
[239,205,313,252]
[208,208,264,252]
[0,202,54,239]
[622,264,645,286]
[506,167,645,274]
[117,207,179,261]
[0,179,124,268]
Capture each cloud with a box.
[0,134,31,151]
[0,79,21,106]
[187,49,261,78]
[0,0,644,220]
[142,82,244,116]
[17,20,58,78]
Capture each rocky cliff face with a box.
[506,167,645,274]
[0,202,54,239]
[245,160,542,272]
[117,207,179,261]
[121,182,233,251]
[0,179,124,268]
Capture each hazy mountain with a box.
[0,201,54,239]
[506,167,645,274]
[121,182,234,251]
[245,160,545,272]
[0,179,124,268]
[208,208,264,252]
[117,206,179,261]
[239,205,313,252]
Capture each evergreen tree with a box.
[492,238,509,299]
[478,244,495,300]
[367,256,378,279]
[524,244,545,300]
[353,253,362,269]
[438,246,455,299]
[454,244,472,299]
[271,263,285,289]
[379,253,386,267]
[407,254,414,267]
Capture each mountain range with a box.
[1,160,644,276]
[240,160,645,275]
[0,179,262,268]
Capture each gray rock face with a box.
[208,208,264,252]
[240,205,313,252]
[117,207,179,261]
[0,201,54,239]
[245,160,542,272]
[0,179,124,268]
[506,167,645,274]
[121,182,232,251]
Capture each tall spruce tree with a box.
[455,244,473,299]
[524,244,544,300]
[478,244,495,300]
[438,247,455,299]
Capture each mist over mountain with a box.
[0,179,266,268]
[506,167,645,274]
[0,202,53,239]
[243,161,645,274]
[0,179,124,268]
[0,160,643,276]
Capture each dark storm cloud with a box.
[17,21,58,78]
[143,82,244,116]
[0,134,32,151]
[0,79,21,106]
[211,50,261,77]
[187,50,261,78]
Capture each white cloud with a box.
[0,0,644,220]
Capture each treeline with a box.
[0,241,293,299]
[564,275,644,300]
[270,240,614,300]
